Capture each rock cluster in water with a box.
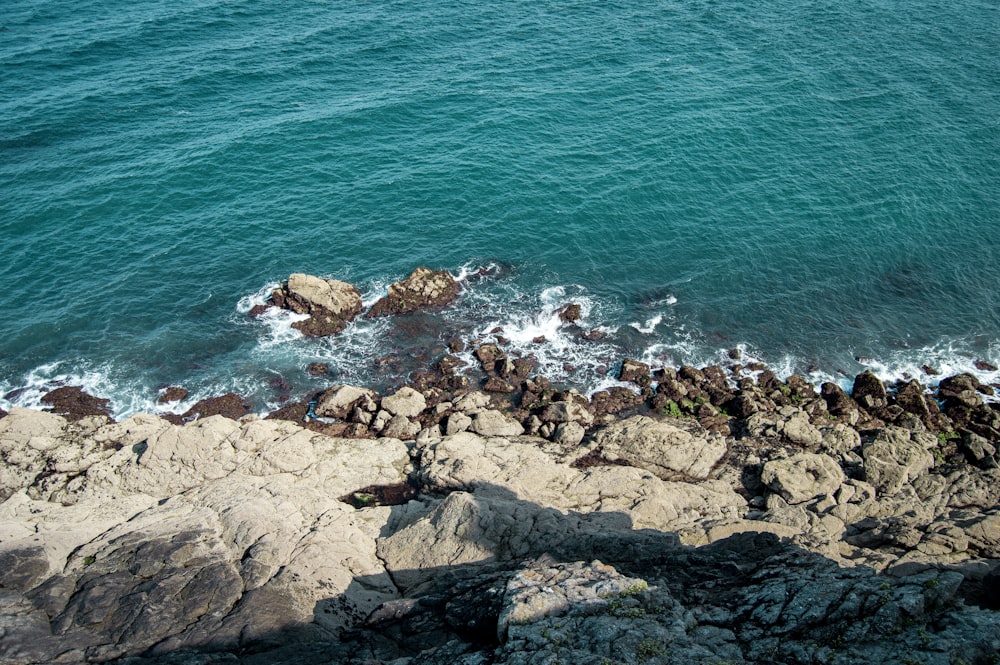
[250,267,458,336]
[3,267,1000,664]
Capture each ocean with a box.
[2,0,999,418]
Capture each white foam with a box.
[630,314,663,335]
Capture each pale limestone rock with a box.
[591,415,727,480]
[469,409,525,437]
[382,414,420,440]
[445,411,472,435]
[315,384,378,419]
[781,411,823,448]
[454,391,492,414]
[287,273,362,318]
[540,401,594,427]
[862,427,935,496]
[380,386,426,419]
[761,453,845,504]
[552,421,586,446]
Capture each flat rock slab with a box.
[591,415,727,481]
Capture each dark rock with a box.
[580,328,606,341]
[366,267,459,318]
[894,379,931,419]
[475,344,504,372]
[156,386,189,404]
[165,393,252,424]
[0,407,7,419]
[340,482,418,509]
[510,357,538,383]
[306,363,329,377]
[532,335,546,344]
[726,394,759,419]
[589,387,644,417]
[922,364,941,376]
[755,369,781,394]
[821,382,857,415]
[435,355,465,375]
[785,374,816,399]
[679,365,705,385]
[938,373,981,399]
[959,431,998,469]
[727,348,741,360]
[974,359,998,372]
[247,303,271,317]
[702,365,729,389]
[40,386,112,421]
[851,370,888,411]
[483,377,516,394]
[555,303,582,323]
[265,400,310,422]
[618,358,651,387]
[448,338,465,353]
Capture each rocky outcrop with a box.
[366,266,460,318]
[266,273,363,336]
[39,386,112,421]
[1,393,999,665]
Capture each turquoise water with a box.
[2,0,999,417]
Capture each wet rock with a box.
[851,370,888,411]
[821,382,858,418]
[271,273,363,336]
[555,303,582,322]
[588,387,643,417]
[156,386,188,404]
[618,358,651,387]
[165,393,251,424]
[366,266,459,318]
[483,377,516,393]
[761,453,845,504]
[974,359,998,372]
[306,363,329,377]
[591,415,727,481]
[40,386,112,421]
[474,343,504,372]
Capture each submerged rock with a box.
[366,266,459,318]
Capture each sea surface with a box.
[2,0,999,418]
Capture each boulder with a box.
[552,421,586,446]
[540,400,594,427]
[366,266,459,318]
[272,273,363,336]
[852,370,888,411]
[862,427,936,496]
[618,358,651,387]
[469,410,525,437]
[314,385,377,419]
[591,415,727,481]
[382,415,420,440]
[380,386,426,419]
[761,453,845,504]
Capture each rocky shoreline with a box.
[1,268,999,664]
